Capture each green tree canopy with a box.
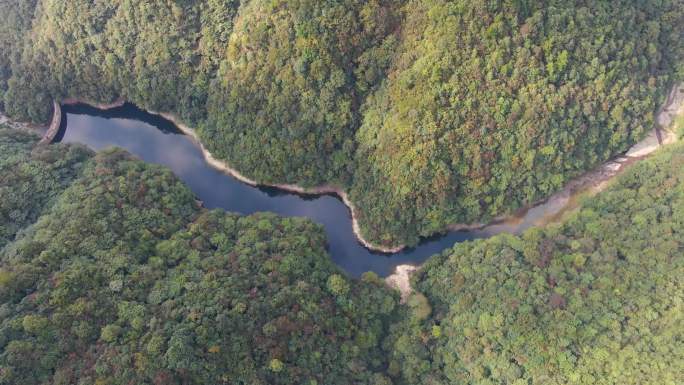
[1,0,682,247]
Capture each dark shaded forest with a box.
[1,0,682,247]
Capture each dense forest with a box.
[350,0,684,245]
[388,143,684,384]
[2,126,683,384]
[676,108,684,138]
[0,0,682,247]
[0,129,90,249]
[0,129,399,385]
[2,0,684,383]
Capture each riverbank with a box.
[144,109,405,254]
[458,82,684,234]
[46,83,683,262]
[51,98,404,253]
[385,82,684,299]
[385,265,418,303]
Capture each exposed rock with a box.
[385,265,418,303]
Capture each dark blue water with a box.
[57,103,549,277]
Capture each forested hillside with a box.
[0,129,90,249]
[350,0,684,245]
[1,0,682,247]
[0,129,398,385]
[0,0,36,112]
[1,128,684,384]
[389,143,684,384]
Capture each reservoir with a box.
[55,103,563,277]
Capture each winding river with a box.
[54,103,552,277]
[53,86,682,277]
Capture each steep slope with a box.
[1,126,684,384]
[0,129,91,248]
[1,0,682,248]
[0,130,397,385]
[201,0,399,185]
[0,0,37,111]
[389,142,684,384]
[351,0,684,246]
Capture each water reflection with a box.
[57,103,556,277]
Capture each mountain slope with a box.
[0,130,397,385]
[389,142,684,384]
[1,0,682,247]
